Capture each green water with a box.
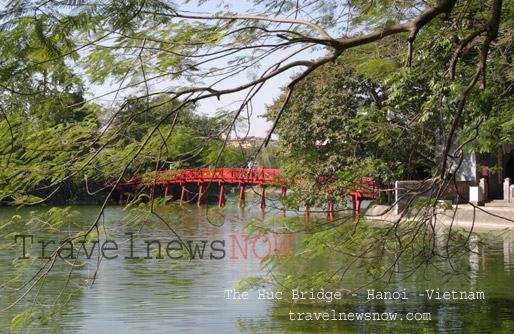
[0,200,513,333]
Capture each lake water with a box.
[1,198,514,333]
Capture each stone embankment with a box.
[366,201,514,231]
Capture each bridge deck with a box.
[113,168,380,212]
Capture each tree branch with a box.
[172,12,333,40]
[480,0,502,90]
[448,28,487,79]
[335,0,457,51]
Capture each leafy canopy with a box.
[0,0,512,328]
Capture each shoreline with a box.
[365,203,514,231]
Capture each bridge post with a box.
[164,183,171,199]
[259,185,266,209]
[281,186,287,216]
[239,184,245,208]
[198,182,207,207]
[328,203,334,213]
[149,185,154,201]
[181,184,190,203]
[219,183,226,207]
[351,194,362,213]
[119,191,123,206]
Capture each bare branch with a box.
[172,12,333,40]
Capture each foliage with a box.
[264,60,437,206]
[240,214,485,299]
[0,0,512,329]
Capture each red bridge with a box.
[114,168,380,212]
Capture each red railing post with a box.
[198,182,207,207]
[219,183,226,207]
[281,186,287,211]
[181,183,190,203]
[259,185,266,209]
[239,184,245,208]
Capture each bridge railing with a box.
[111,167,383,211]
[122,168,283,186]
[113,168,379,199]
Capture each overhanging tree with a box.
[0,0,512,327]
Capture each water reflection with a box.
[0,201,513,333]
[504,237,513,271]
